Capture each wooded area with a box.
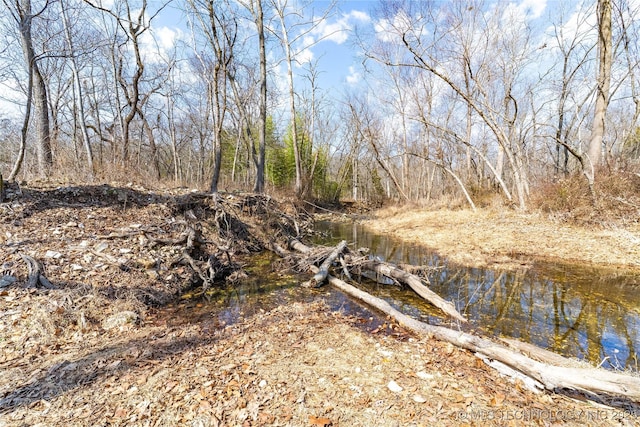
[0,0,638,209]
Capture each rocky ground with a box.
[1,183,639,426]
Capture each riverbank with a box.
[363,206,640,271]
[1,186,639,425]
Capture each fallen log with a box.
[303,240,347,288]
[318,268,640,403]
[360,260,467,323]
[289,238,466,322]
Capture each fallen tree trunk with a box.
[317,268,640,402]
[303,240,347,288]
[289,237,466,322]
[360,260,466,323]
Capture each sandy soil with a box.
[1,186,639,426]
[363,206,640,271]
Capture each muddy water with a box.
[315,220,640,372]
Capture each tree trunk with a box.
[585,0,612,185]
[322,270,640,402]
[17,0,52,177]
[60,0,94,178]
[253,0,267,194]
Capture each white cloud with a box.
[155,26,179,51]
[346,65,361,85]
[501,0,547,25]
[349,10,371,23]
[139,25,183,64]
[296,47,315,66]
[308,9,371,46]
[374,9,413,43]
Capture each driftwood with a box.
[302,240,347,288]
[317,268,640,403]
[289,238,466,322]
[360,260,467,323]
[286,235,640,403]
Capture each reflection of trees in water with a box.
[456,267,640,370]
[316,221,640,370]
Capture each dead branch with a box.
[360,260,467,323]
[302,240,347,288]
[19,254,56,289]
[289,237,466,322]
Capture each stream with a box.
[172,220,640,372]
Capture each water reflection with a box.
[315,220,640,371]
[167,252,389,335]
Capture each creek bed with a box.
[167,221,640,372]
[315,220,640,372]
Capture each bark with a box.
[361,260,467,323]
[253,0,267,193]
[289,238,466,322]
[20,254,55,289]
[15,0,52,177]
[303,240,347,288]
[321,270,640,402]
[585,0,612,185]
[274,0,303,197]
[60,0,94,177]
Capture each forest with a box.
[4,1,640,425]
[0,0,638,212]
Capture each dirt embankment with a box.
[363,206,640,271]
[1,185,638,426]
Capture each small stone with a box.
[387,380,403,393]
[413,394,427,403]
[416,371,434,380]
[259,380,267,388]
[102,311,139,330]
[45,250,62,259]
[71,264,83,271]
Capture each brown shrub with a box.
[531,170,640,226]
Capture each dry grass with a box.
[365,204,640,271]
[531,170,640,227]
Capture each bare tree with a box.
[187,0,236,194]
[59,0,94,177]
[585,0,612,187]
[4,0,53,179]
[268,0,335,198]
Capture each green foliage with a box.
[370,167,386,204]
[266,114,332,200]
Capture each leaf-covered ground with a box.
[0,184,638,426]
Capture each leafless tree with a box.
[585,0,613,187]
[4,0,53,179]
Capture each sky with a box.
[0,0,602,122]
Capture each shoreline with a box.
[362,206,640,271]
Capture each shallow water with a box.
[169,221,640,371]
[315,220,640,371]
